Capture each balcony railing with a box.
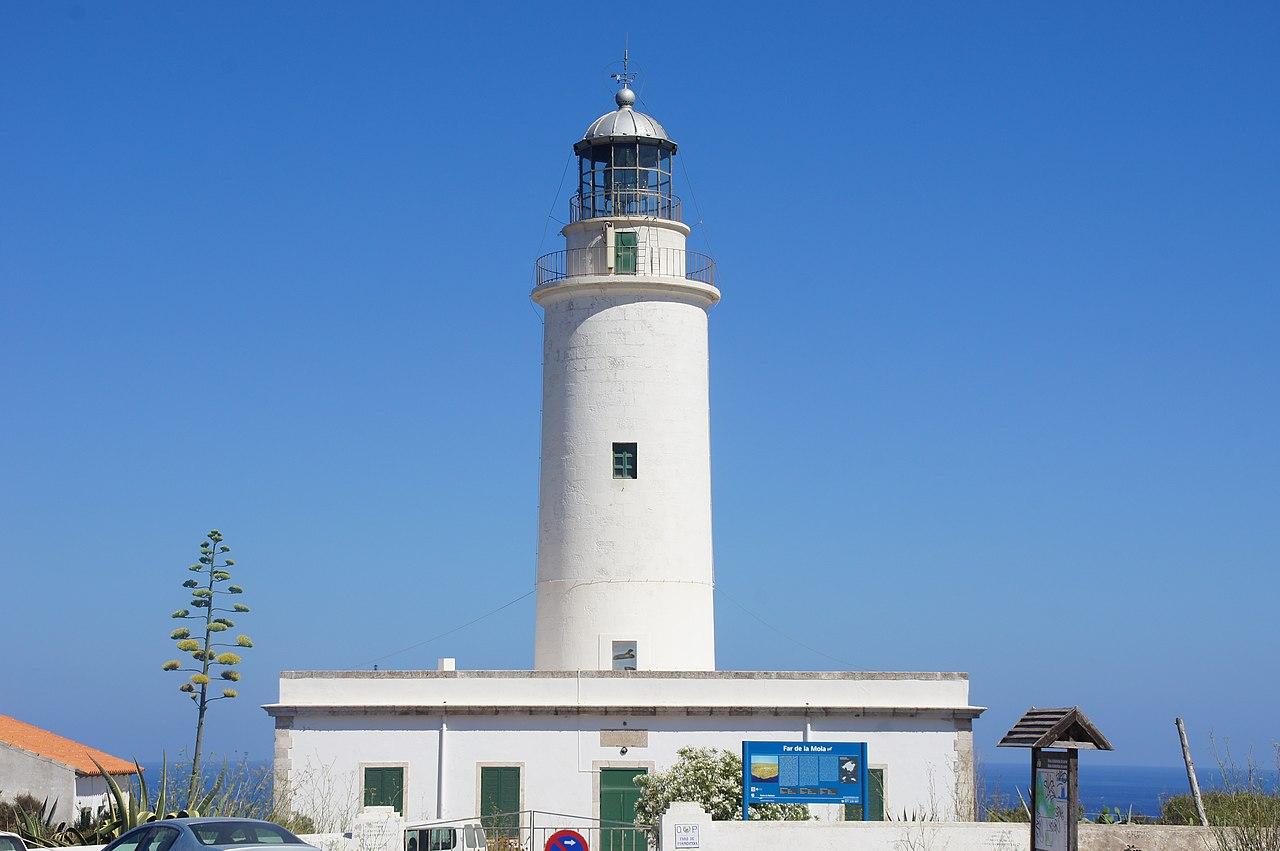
[535,245,716,288]
[570,190,682,223]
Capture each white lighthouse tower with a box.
[532,70,719,672]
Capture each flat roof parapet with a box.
[271,669,982,719]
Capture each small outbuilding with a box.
[0,715,138,823]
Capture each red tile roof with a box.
[0,715,138,776]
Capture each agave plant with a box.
[12,796,95,848]
[90,754,227,840]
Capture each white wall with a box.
[279,710,970,829]
[562,218,688,254]
[275,670,977,711]
[657,803,1217,851]
[74,774,116,818]
[0,742,75,823]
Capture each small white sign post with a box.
[673,824,700,849]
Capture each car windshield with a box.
[190,823,303,846]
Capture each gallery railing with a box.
[534,245,716,288]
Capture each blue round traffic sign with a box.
[545,829,588,851]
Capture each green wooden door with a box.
[615,231,637,274]
[479,766,520,842]
[600,768,645,851]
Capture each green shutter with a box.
[363,767,404,813]
[616,231,637,274]
[868,768,884,820]
[600,769,646,851]
[479,767,520,841]
[612,443,637,479]
[843,768,885,821]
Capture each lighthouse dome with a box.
[576,88,676,152]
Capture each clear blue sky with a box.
[2,2,1277,771]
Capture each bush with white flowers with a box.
[634,747,810,824]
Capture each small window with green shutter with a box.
[843,768,885,821]
[615,231,637,274]
[362,766,404,813]
[612,443,637,479]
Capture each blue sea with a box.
[983,762,1277,819]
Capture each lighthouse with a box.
[273,65,984,826]
[531,72,719,672]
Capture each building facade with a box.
[267,670,979,827]
[269,76,983,831]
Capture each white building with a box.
[268,72,983,833]
[0,715,138,824]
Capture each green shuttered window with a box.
[362,766,404,813]
[612,443,637,479]
[615,231,637,274]
[843,768,885,821]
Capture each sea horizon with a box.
[982,760,1279,819]
[130,756,1277,821]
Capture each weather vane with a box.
[610,41,636,90]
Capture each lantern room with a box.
[572,87,679,222]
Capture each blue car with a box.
[101,818,319,851]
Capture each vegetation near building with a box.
[633,747,810,824]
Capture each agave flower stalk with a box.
[160,529,254,807]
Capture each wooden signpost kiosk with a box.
[997,707,1114,851]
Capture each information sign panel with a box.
[1034,752,1069,851]
[741,741,868,819]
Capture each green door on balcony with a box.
[600,768,646,851]
[615,231,637,274]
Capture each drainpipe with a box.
[437,714,447,819]
[804,716,812,742]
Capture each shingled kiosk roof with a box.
[997,706,1114,750]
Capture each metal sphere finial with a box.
[610,43,637,108]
